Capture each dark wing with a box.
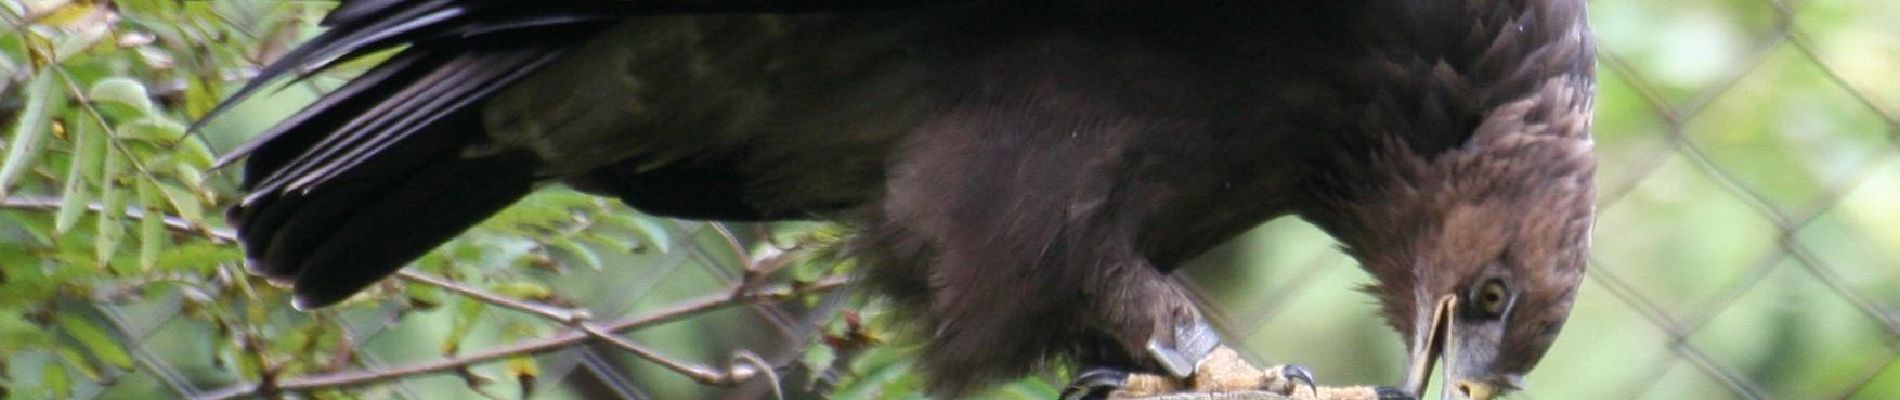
[210,0,948,308]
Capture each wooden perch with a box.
[1108,348,1402,400]
[1114,388,1395,400]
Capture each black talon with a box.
[1375,386,1417,400]
[1281,364,1317,397]
[1060,368,1128,400]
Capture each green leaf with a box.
[172,162,211,195]
[833,348,922,400]
[73,118,109,185]
[94,147,125,268]
[87,77,157,115]
[996,378,1062,400]
[35,1,109,29]
[405,281,445,309]
[119,116,186,143]
[155,181,204,226]
[491,282,552,301]
[46,3,116,64]
[55,115,106,233]
[43,359,70,400]
[576,230,634,255]
[507,355,539,398]
[0,71,61,198]
[442,297,485,355]
[137,180,165,271]
[4,209,56,245]
[55,345,102,382]
[173,136,216,169]
[155,242,239,274]
[56,316,133,369]
[627,217,671,254]
[181,74,219,121]
[0,310,53,350]
[800,339,838,388]
[547,239,601,271]
[0,40,16,77]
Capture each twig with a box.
[0,196,854,399]
[577,323,756,386]
[401,270,761,386]
[395,271,588,323]
[732,350,784,400]
[0,195,229,241]
[194,275,851,400]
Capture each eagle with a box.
[209,0,1596,398]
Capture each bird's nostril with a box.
[1457,383,1473,397]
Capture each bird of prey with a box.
[210,0,1596,399]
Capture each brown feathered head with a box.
[1342,94,1595,399]
[1303,0,1596,398]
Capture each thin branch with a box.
[395,271,588,323]
[0,196,854,399]
[194,275,851,400]
[709,222,754,269]
[399,267,759,387]
[0,195,229,244]
[577,323,757,386]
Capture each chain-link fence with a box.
[3,0,1895,399]
[1193,0,1900,398]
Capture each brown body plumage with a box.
[214,0,1594,398]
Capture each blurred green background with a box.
[1,0,1895,399]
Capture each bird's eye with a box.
[1471,279,1510,318]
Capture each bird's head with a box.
[1386,145,1593,400]
[1305,72,1596,399]
[1297,1,1597,396]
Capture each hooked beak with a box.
[1402,296,1503,400]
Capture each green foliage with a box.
[1,2,885,398]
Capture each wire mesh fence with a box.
[1,0,1895,399]
[1195,0,1900,398]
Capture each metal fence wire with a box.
[13,0,1899,399]
[1194,1,1900,399]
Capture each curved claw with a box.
[1060,368,1129,400]
[1375,386,1417,400]
[1279,364,1316,397]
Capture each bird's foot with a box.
[1258,366,1412,400]
[1104,347,1416,400]
[1059,368,1128,400]
[1261,363,1318,397]
[1100,346,1274,397]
